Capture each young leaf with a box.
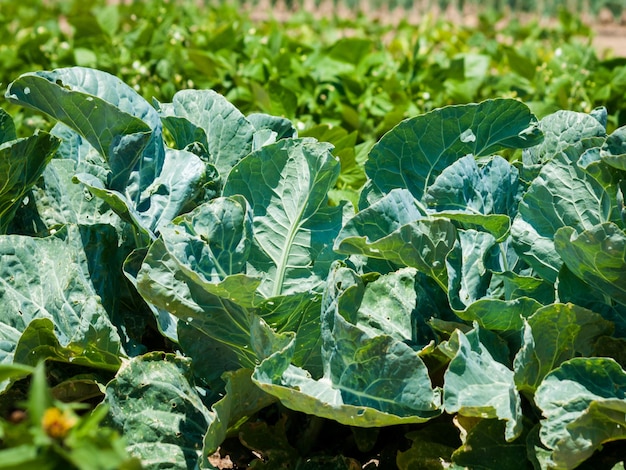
[424,155,521,240]
[453,297,542,332]
[158,195,254,283]
[335,189,457,291]
[523,110,606,167]
[247,113,297,141]
[425,155,521,216]
[600,126,626,171]
[446,229,501,311]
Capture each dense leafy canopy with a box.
[2,30,626,468]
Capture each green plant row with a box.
[3,0,626,156]
[1,65,626,469]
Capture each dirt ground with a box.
[249,0,626,58]
[593,24,626,57]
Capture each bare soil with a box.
[249,0,626,58]
[594,24,626,57]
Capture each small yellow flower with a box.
[42,407,77,439]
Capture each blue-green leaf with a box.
[0,225,122,371]
[75,146,206,238]
[453,297,541,332]
[160,195,254,283]
[535,358,626,469]
[0,132,60,233]
[513,303,613,394]
[5,67,159,193]
[600,126,626,171]
[512,152,611,282]
[522,109,606,167]
[555,223,626,306]
[335,189,456,291]
[102,352,213,469]
[446,229,500,310]
[160,89,255,177]
[224,138,343,297]
[366,99,541,201]
[252,264,442,427]
[443,328,523,441]
[425,155,521,215]
[136,237,259,370]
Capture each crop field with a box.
[2,1,626,469]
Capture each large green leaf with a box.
[0,108,16,144]
[453,297,542,332]
[101,352,213,469]
[555,222,626,306]
[223,138,344,297]
[136,195,258,349]
[0,225,122,370]
[136,192,329,380]
[159,195,253,283]
[512,152,611,282]
[366,99,542,201]
[247,112,297,142]
[522,109,606,167]
[335,189,457,291]
[443,328,523,441]
[424,155,521,239]
[513,303,613,394]
[0,131,60,233]
[136,237,259,370]
[423,155,521,240]
[30,159,119,229]
[535,358,626,469]
[75,146,207,237]
[446,229,500,310]
[158,89,255,177]
[5,67,158,193]
[252,264,442,427]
